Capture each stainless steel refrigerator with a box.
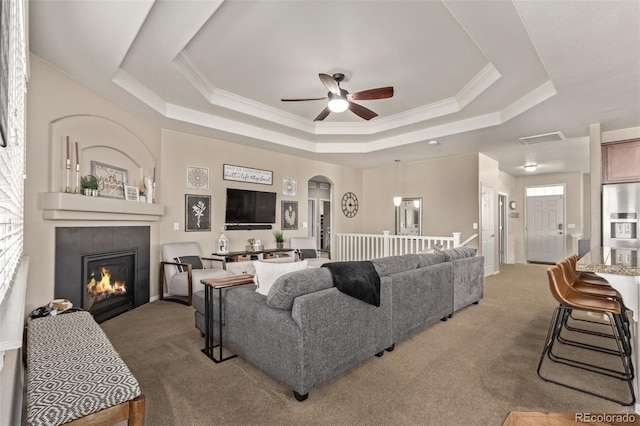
[602,182,640,249]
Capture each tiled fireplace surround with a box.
[55,226,150,323]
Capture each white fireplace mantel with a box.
[41,192,164,221]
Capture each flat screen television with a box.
[225,188,277,224]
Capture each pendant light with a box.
[393,160,402,207]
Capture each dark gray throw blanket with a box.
[322,261,381,306]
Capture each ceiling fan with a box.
[281,73,394,121]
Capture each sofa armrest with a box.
[223,287,306,392]
[451,255,484,311]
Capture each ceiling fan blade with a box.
[314,107,331,122]
[281,97,327,102]
[347,86,394,101]
[348,102,378,120]
[319,73,340,95]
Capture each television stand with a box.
[210,248,295,266]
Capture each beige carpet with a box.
[100,263,637,425]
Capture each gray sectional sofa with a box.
[192,247,483,401]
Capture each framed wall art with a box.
[187,165,209,189]
[223,164,272,185]
[282,201,298,230]
[124,185,139,201]
[282,178,297,196]
[186,194,211,232]
[91,161,128,199]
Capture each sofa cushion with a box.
[254,260,309,296]
[267,267,334,310]
[299,248,318,259]
[371,254,422,277]
[441,247,477,261]
[417,251,446,267]
[173,255,203,272]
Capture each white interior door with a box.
[526,195,565,263]
[481,185,495,276]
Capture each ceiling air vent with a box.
[518,131,566,145]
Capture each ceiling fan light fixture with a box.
[327,94,349,113]
[524,164,538,172]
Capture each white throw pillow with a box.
[254,260,309,296]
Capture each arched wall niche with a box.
[49,115,155,193]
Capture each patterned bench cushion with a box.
[27,311,140,426]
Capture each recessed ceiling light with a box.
[524,164,538,172]
[428,140,439,145]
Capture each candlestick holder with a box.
[74,163,80,193]
[64,159,72,193]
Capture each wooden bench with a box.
[26,311,145,425]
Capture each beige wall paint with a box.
[25,56,362,308]
[25,56,162,312]
[158,130,362,256]
[362,154,480,244]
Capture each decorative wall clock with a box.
[341,192,359,218]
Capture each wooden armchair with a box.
[288,237,331,268]
[160,242,230,305]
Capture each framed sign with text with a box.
[223,164,273,185]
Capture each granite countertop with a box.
[577,247,640,276]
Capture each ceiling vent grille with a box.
[518,131,566,145]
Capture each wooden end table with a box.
[200,274,255,363]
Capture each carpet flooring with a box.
[100,263,638,425]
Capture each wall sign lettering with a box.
[223,164,273,185]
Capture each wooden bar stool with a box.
[537,265,635,406]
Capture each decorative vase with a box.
[276,243,284,249]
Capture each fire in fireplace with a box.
[83,249,137,322]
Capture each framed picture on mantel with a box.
[91,161,127,199]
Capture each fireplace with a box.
[83,249,137,322]
[55,226,150,323]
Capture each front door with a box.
[526,195,564,263]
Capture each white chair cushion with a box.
[305,258,331,268]
[161,242,203,280]
[168,268,231,296]
[289,237,317,250]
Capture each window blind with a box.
[0,0,27,304]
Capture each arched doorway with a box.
[308,176,332,253]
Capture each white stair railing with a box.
[336,231,476,261]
